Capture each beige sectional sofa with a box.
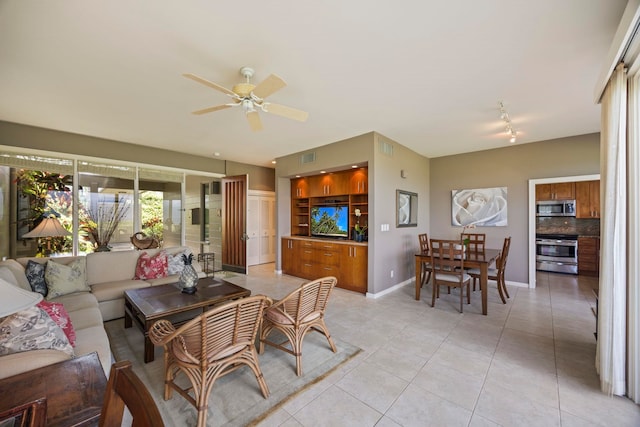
[0,246,204,379]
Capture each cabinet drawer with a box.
[317,250,340,266]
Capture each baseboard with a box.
[366,278,413,299]
[506,280,529,288]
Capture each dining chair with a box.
[430,239,472,313]
[259,276,337,376]
[468,236,511,304]
[99,360,164,427]
[418,233,432,286]
[149,295,271,427]
[461,232,486,253]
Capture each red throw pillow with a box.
[134,251,168,280]
[37,300,76,347]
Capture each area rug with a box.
[104,319,361,426]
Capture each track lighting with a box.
[498,101,517,143]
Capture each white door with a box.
[247,191,276,266]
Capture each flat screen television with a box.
[311,205,349,239]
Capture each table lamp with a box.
[22,215,72,255]
[0,278,43,317]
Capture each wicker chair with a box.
[99,360,164,427]
[149,295,271,427]
[430,239,472,313]
[259,276,337,376]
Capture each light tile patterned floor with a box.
[233,265,639,427]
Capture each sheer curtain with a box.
[596,63,627,397]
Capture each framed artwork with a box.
[396,190,418,227]
[451,186,508,226]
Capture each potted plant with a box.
[82,201,130,252]
[354,209,367,242]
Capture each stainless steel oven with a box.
[536,233,578,274]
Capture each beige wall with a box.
[429,133,600,284]
[226,161,275,191]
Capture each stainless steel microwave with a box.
[536,200,576,217]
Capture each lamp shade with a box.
[0,278,43,318]
[22,216,72,238]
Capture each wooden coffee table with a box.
[124,277,251,363]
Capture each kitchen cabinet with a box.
[576,180,600,218]
[578,237,600,277]
[281,237,367,293]
[536,182,575,201]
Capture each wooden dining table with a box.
[415,248,501,315]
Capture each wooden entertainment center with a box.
[282,167,368,293]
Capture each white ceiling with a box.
[0,1,627,168]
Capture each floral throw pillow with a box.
[0,305,74,357]
[134,251,168,280]
[167,250,191,275]
[44,258,89,300]
[37,300,76,347]
[26,260,48,297]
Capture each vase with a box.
[180,263,199,294]
[95,243,111,252]
[355,233,364,242]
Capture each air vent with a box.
[300,152,316,164]
[378,139,394,157]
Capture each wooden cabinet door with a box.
[291,178,309,199]
[576,180,600,218]
[553,182,575,200]
[309,173,349,197]
[349,169,368,194]
[340,244,367,293]
[281,238,297,276]
[578,237,599,276]
[589,180,600,218]
[536,184,553,201]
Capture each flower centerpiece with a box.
[461,224,476,246]
[354,208,368,242]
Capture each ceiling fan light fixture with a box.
[242,99,256,114]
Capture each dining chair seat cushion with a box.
[467,268,498,277]
[435,272,471,282]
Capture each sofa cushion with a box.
[90,279,149,303]
[86,250,142,285]
[45,258,89,299]
[67,307,103,330]
[134,251,168,280]
[37,300,76,347]
[0,260,30,291]
[50,291,98,312]
[0,306,73,357]
[73,325,111,375]
[25,260,48,297]
[167,249,191,275]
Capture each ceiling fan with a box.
[183,67,309,131]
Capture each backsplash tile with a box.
[536,217,600,236]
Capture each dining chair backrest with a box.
[497,236,511,273]
[461,233,486,253]
[430,239,466,277]
[418,233,430,254]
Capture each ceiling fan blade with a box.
[246,111,263,131]
[191,104,235,115]
[263,102,309,122]
[183,73,237,97]
[251,74,287,99]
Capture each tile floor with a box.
[232,265,639,427]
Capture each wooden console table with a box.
[0,352,107,426]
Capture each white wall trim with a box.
[366,278,413,298]
[527,174,600,288]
